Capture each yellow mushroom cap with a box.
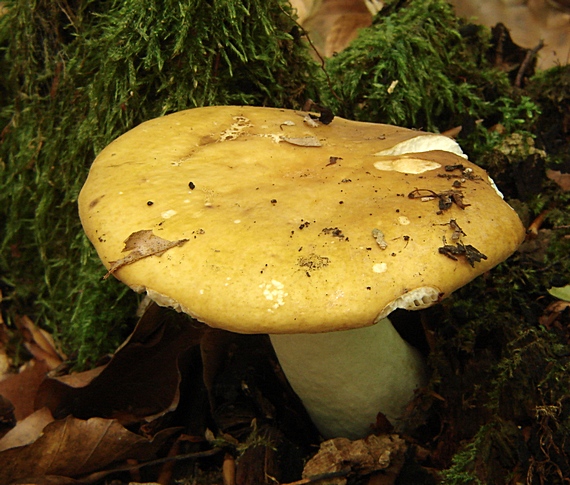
[78,106,525,334]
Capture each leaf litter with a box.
[0,304,202,483]
[299,434,407,485]
[0,415,177,484]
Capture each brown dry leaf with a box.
[298,0,380,57]
[0,359,50,421]
[302,434,407,485]
[282,136,322,147]
[547,169,570,191]
[0,407,54,452]
[104,230,189,279]
[48,366,105,389]
[449,0,570,69]
[35,303,204,424]
[323,11,374,57]
[15,315,66,370]
[0,415,176,484]
[539,300,570,333]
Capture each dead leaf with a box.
[539,300,570,332]
[46,366,105,389]
[0,415,177,484]
[35,303,204,424]
[15,315,66,370]
[547,169,570,191]
[0,407,53,452]
[0,359,50,421]
[294,0,378,57]
[282,136,322,147]
[302,434,407,485]
[104,230,189,279]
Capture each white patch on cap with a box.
[377,287,441,320]
[259,133,285,144]
[161,209,177,219]
[219,116,252,141]
[260,280,288,310]
[373,263,387,273]
[373,157,442,174]
[398,216,410,225]
[146,288,184,312]
[374,134,467,159]
[488,175,504,198]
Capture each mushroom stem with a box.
[269,318,427,439]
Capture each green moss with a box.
[320,0,502,129]
[526,65,570,164]
[0,0,320,365]
[440,420,523,485]
[319,0,540,162]
[426,241,570,484]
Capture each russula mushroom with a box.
[79,106,525,439]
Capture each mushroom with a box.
[78,106,525,439]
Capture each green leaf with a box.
[548,285,570,302]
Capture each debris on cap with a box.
[79,106,525,334]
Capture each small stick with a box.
[75,447,222,484]
[515,39,544,88]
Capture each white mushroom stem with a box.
[269,318,427,439]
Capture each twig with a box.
[74,447,223,484]
[279,5,343,103]
[515,39,544,88]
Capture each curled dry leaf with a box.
[0,415,177,484]
[35,303,204,424]
[104,230,189,279]
[302,434,407,485]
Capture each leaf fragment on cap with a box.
[282,136,322,147]
[104,230,189,279]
